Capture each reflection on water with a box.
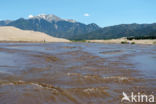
[131,54,156,78]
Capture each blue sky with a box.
[0,0,156,27]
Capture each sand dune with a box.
[0,26,70,42]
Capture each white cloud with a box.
[84,13,90,17]
[28,14,33,18]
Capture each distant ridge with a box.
[0,14,156,40]
[73,23,156,40]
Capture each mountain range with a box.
[0,14,100,39]
[74,23,156,40]
[0,14,156,40]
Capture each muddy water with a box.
[0,43,156,104]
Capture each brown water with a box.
[0,43,156,104]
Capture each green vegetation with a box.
[153,41,156,44]
[71,40,87,42]
[131,42,135,44]
[121,41,129,44]
[87,41,91,43]
[127,35,156,40]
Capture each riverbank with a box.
[87,38,156,45]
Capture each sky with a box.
[0,0,156,27]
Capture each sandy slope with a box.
[0,26,70,42]
[87,38,156,45]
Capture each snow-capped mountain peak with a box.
[29,14,62,22]
[28,14,76,23]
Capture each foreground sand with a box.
[87,38,156,45]
[0,26,70,42]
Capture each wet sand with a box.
[0,43,156,104]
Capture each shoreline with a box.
[86,38,156,45]
[0,39,156,45]
[0,41,71,43]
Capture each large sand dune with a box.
[0,26,70,42]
